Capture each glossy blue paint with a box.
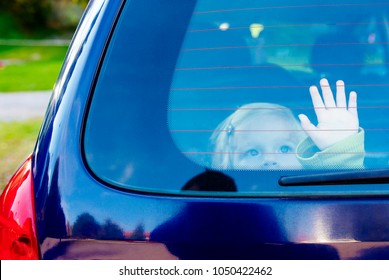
[33,0,125,251]
[29,0,389,259]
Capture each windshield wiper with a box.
[279,169,389,186]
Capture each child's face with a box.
[230,114,303,169]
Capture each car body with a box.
[2,0,389,259]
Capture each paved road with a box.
[0,91,52,121]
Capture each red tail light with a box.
[0,156,39,259]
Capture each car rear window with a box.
[84,0,389,196]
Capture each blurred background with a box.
[0,0,88,191]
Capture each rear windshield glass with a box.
[84,0,389,196]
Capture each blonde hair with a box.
[209,103,305,169]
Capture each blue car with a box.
[2,0,389,260]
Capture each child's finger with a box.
[320,78,336,108]
[309,85,325,121]
[336,80,346,108]
[298,114,317,133]
[348,91,358,119]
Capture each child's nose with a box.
[263,161,278,167]
[262,156,278,168]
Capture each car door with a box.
[34,0,389,259]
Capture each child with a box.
[210,79,364,169]
[209,102,306,169]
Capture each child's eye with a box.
[247,149,260,156]
[280,145,292,153]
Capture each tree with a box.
[2,0,52,31]
[72,0,89,9]
[1,0,86,35]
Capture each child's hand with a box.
[298,78,359,150]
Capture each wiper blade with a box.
[279,169,389,186]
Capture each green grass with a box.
[0,45,68,92]
[0,119,42,192]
